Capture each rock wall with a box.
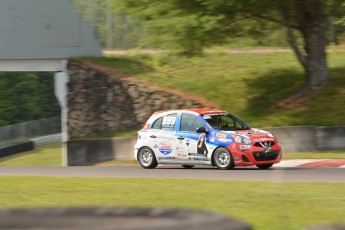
[67,60,214,138]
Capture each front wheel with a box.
[256,164,273,169]
[181,165,194,169]
[213,147,234,170]
[138,147,158,169]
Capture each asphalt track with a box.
[0,165,344,183]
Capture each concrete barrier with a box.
[264,126,345,153]
[316,126,345,150]
[67,137,136,166]
[0,207,252,230]
[264,126,318,152]
[67,126,345,165]
[0,141,34,158]
[67,139,115,166]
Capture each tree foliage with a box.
[118,0,344,96]
[70,0,345,50]
[0,72,60,126]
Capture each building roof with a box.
[0,0,101,59]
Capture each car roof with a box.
[152,108,226,116]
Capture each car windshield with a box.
[202,113,250,131]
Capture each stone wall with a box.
[67,60,214,138]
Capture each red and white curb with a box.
[274,159,345,168]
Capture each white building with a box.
[0,0,102,165]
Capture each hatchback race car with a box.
[134,108,282,170]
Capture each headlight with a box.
[232,135,251,144]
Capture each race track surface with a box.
[0,165,344,183]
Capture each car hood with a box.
[223,128,275,140]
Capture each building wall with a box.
[0,0,101,59]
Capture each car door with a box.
[149,113,177,162]
[175,113,211,163]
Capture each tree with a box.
[119,0,343,97]
[0,72,60,126]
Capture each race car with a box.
[134,108,282,170]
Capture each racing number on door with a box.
[162,116,176,127]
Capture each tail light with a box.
[136,132,139,141]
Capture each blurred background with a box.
[0,1,344,229]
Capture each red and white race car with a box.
[134,108,282,170]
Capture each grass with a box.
[82,51,345,127]
[0,142,62,166]
[0,176,344,230]
[73,130,138,140]
[283,150,345,159]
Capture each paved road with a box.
[0,165,344,183]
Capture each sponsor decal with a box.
[186,139,190,146]
[177,151,187,158]
[156,135,175,141]
[159,142,172,155]
[139,135,147,140]
[254,138,273,142]
[240,145,251,151]
[217,138,231,143]
[202,113,229,117]
[177,154,188,158]
[153,144,158,149]
[216,133,227,138]
[158,157,175,160]
[188,153,198,156]
[193,157,210,161]
[209,137,215,142]
[234,156,240,161]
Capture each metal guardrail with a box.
[0,117,61,145]
[30,133,62,146]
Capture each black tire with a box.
[256,164,273,169]
[138,147,158,169]
[181,165,195,169]
[212,147,234,170]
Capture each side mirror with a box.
[196,127,208,133]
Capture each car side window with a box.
[151,117,163,129]
[152,114,177,130]
[180,114,205,132]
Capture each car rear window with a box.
[151,113,177,130]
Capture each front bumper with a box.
[229,142,282,166]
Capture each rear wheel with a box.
[181,165,194,169]
[138,147,158,169]
[213,147,234,170]
[256,164,273,169]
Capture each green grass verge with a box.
[0,176,344,230]
[0,142,62,166]
[283,151,345,159]
[73,130,138,140]
[82,51,345,127]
